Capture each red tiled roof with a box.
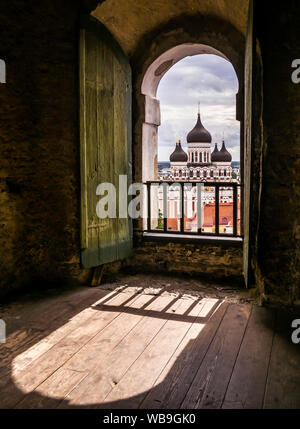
[166,202,240,231]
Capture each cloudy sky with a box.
[157,54,240,162]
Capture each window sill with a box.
[142,232,243,247]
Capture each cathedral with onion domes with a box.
[169,107,233,182]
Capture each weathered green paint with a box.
[243,0,253,287]
[80,16,132,269]
[243,0,264,290]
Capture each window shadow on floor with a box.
[0,283,299,409]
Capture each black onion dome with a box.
[169,141,188,162]
[187,113,212,143]
[211,142,222,162]
[219,140,232,162]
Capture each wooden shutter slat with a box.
[80,16,132,269]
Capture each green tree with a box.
[157,208,164,230]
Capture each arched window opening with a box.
[141,44,241,238]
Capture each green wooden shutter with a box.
[243,0,264,288]
[80,16,132,269]
[243,0,254,287]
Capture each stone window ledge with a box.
[142,232,243,247]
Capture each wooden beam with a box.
[91,265,106,287]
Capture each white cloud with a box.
[157,54,240,162]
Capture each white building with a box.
[169,109,233,181]
[155,109,238,226]
[157,184,235,220]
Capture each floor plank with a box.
[222,306,275,409]
[100,296,210,409]
[59,293,184,407]
[263,309,300,409]
[8,291,141,408]
[0,287,113,409]
[14,292,157,409]
[12,288,119,374]
[181,303,251,409]
[61,292,157,373]
[2,286,109,335]
[1,287,110,374]
[0,281,299,410]
[140,298,228,409]
[15,368,88,409]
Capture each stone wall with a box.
[0,1,94,297]
[254,1,300,304]
[130,236,243,281]
[92,0,249,58]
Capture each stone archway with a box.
[131,15,245,188]
[140,43,239,183]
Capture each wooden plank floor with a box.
[0,283,299,409]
